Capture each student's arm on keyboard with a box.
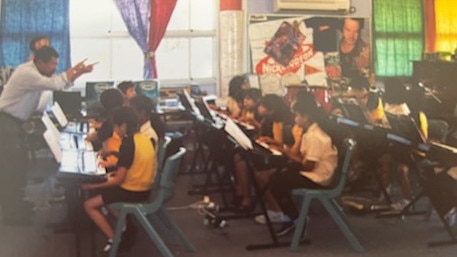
[81,167,127,190]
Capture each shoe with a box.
[254,210,290,224]
[390,199,411,211]
[97,239,112,257]
[275,221,295,237]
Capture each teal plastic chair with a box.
[109,148,195,257]
[290,138,364,252]
[156,136,171,176]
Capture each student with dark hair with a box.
[29,36,50,53]
[86,88,124,167]
[270,96,338,236]
[117,81,136,104]
[257,94,293,143]
[226,75,249,118]
[82,106,156,254]
[381,78,428,210]
[347,75,387,125]
[239,88,262,130]
[0,46,94,225]
[234,94,293,213]
[129,94,159,146]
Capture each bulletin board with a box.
[248,14,372,89]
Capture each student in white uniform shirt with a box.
[270,95,338,237]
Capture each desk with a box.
[51,131,106,257]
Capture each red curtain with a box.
[148,0,178,78]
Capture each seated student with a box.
[86,88,124,168]
[129,94,159,147]
[270,98,338,236]
[346,75,388,126]
[29,35,50,61]
[234,94,292,212]
[238,88,262,131]
[148,98,168,140]
[339,75,389,186]
[82,106,156,254]
[254,91,319,224]
[225,75,249,119]
[381,78,428,209]
[117,81,137,105]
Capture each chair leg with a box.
[156,207,196,252]
[330,198,352,226]
[290,196,311,252]
[424,199,433,221]
[109,210,128,257]
[134,210,175,257]
[321,198,364,252]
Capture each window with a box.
[156,0,217,85]
[435,0,457,53]
[70,0,217,89]
[70,0,143,88]
[373,0,424,77]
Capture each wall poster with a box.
[248,14,372,88]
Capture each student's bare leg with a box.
[256,170,281,212]
[84,195,114,239]
[234,155,251,207]
[397,163,412,200]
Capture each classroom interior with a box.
[2,0,457,256]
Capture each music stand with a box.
[195,99,216,124]
[385,113,426,145]
[339,101,371,124]
[224,118,309,250]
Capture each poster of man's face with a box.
[249,15,371,85]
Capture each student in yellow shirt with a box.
[82,106,156,254]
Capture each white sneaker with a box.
[390,199,411,211]
[254,210,290,224]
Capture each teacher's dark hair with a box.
[33,46,59,64]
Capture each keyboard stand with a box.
[240,149,310,251]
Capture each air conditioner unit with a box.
[273,0,350,12]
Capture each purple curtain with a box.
[113,0,152,79]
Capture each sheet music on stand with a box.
[43,129,62,163]
[224,118,282,155]
[42,112,61,140]
[224,118,253,150]
[51,102,69,128]
[182,89,200,114]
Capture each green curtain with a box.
[373,0,424,77]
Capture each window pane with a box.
[190,37,214,78]
[71,39,112,82]
[190,0,215,30]
[112,38,143,81]
[167,1,190,30]
[70,0,120,36]
[156,38,189,79]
